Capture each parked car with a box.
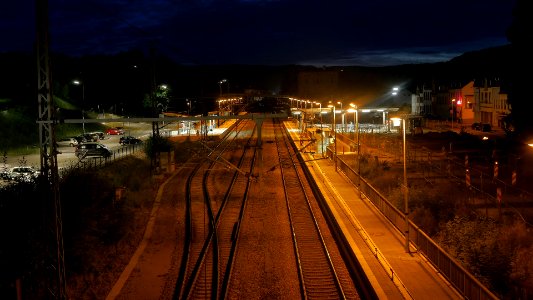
[119,136,143,145]
[73,135,88,144]
[106,127,125,135]
[56,137,79,147]
[75,142,112,158]
[471,123,482,131]
[89,131,106,140]
[6,166,39,182]
[75,133,97,143]
[481,123,492,132]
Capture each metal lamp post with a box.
[314,102,322,128]
[328,103,337,172]
[72,80,85,133]
[357,113,361,191]
[402,118,410,253]
[219,79,227,97]
[349,103,358,137]
[337,101,344,133]
[349,103,360,189]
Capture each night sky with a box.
[1,0,517,66]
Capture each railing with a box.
[331,151,500,300]
[71,143,144,170]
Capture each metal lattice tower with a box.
[36,0,67,298]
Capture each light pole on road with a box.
[219,79,227,97]
[72,80,85,133]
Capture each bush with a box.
[435,216,526,297]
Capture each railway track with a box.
[153,117,365,299]
[174,119,257,299]
[274,120,348,299]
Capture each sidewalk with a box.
[285,121,462,299]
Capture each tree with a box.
[506,0,533,141]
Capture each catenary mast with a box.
[36,0,67,298]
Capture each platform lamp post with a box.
[72,80,85,133]
[314,101,322,128]
[328,103,337,172]
[309,100,312,125]
[321,108,328,157]
[349,103,359,188]
[337,101,344,133]
[349,103,358,138]
[313,101,322,155]
[402,117,410,253]
[305,100,310,127]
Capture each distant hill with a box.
[0,45,513,113]
[447,44,512,79]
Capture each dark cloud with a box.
[0,0,516,66]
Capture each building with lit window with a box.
[448,80,475,125]
[473,79,510,129]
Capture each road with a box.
[1,121,156,182]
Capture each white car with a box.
[57,137,79,147]
[7,166,39,182]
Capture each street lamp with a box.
[349,103,360,189]
[401,118,409,253]
[349,103,358,137]
[451,98,456,130]
[328,103,337,172]
[390,116,410,252]
[219,79,227,97]
[72,80,85,133]
[314,101,322,127]
[309,101,314,126]
[337,101,344,133]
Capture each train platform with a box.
[284,120,462,299]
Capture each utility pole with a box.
[36,0,67,298]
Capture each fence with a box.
[68,143,144,170]
[325,144,500,300]
[338,130,533,223]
